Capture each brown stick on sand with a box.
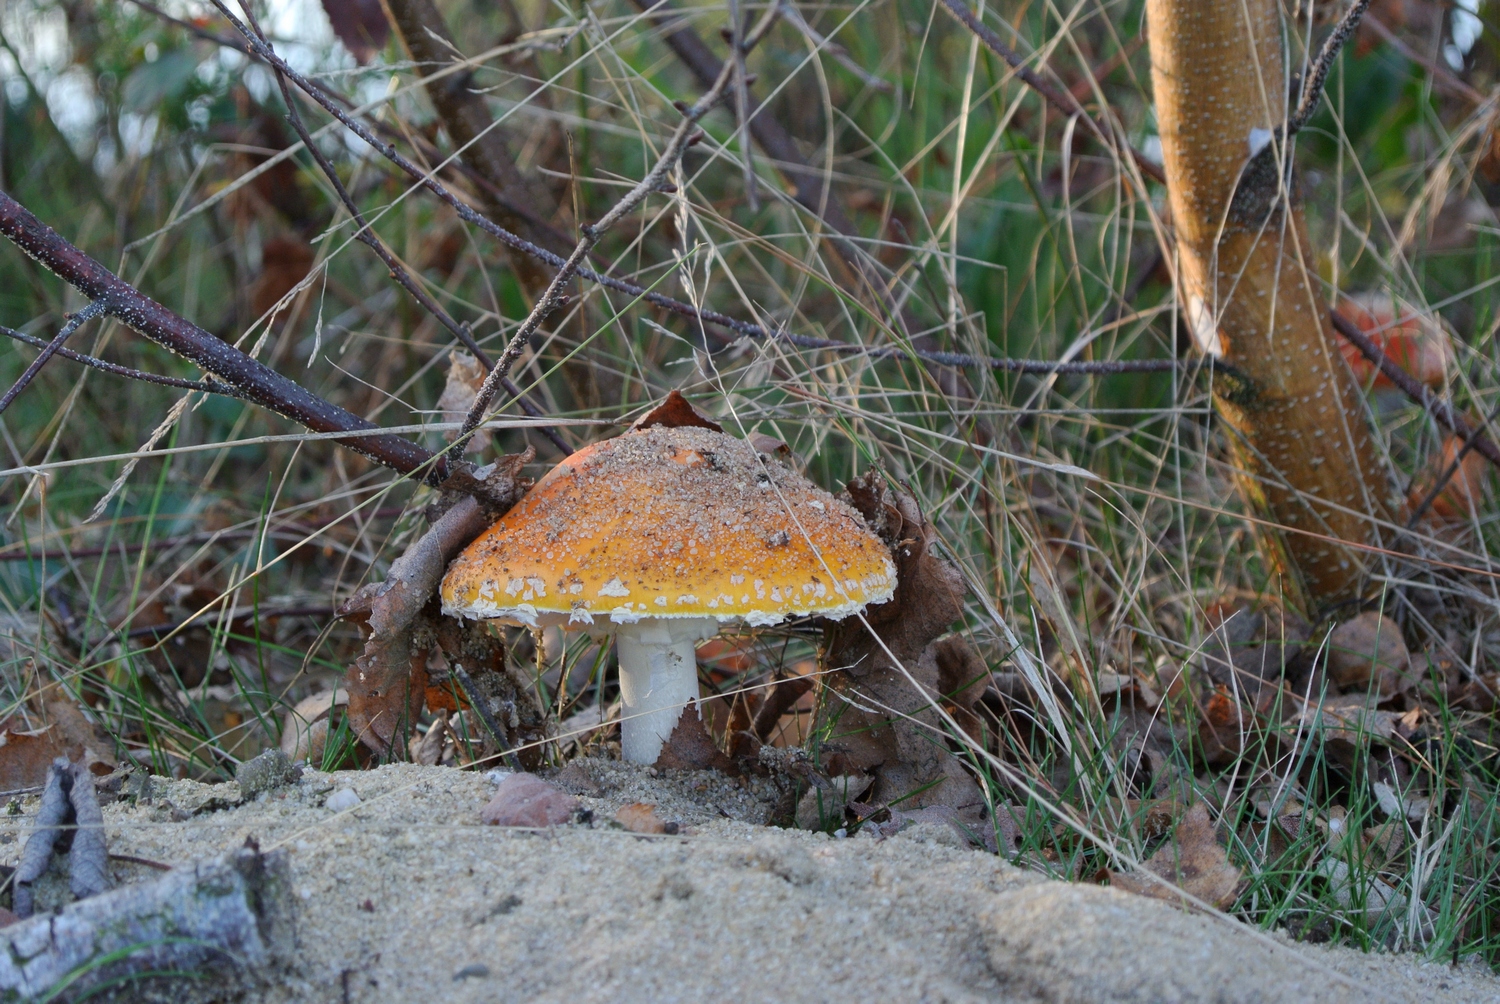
[0,846,289,1001]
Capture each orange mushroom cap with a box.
[1334,293,1453,390]
[440,425,896,629]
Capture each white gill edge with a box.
[441,584,895,630]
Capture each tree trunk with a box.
[1145,0,1396,610]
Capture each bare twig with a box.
[0,325,238,396]
[125,605,336,640]
[1406,400,1500,526]
[1362,14,1485,105]
[727,0,761,212]
[0,191,447,482]
[380,0,556,292]
[777,0,893,93]
[1330,309,1500,471]
[0,193,444,483]
[452,664,521,771]
[259,30,571,455]
[458,7,782,440]
[0,300,106,415]
[208,0,1175,377]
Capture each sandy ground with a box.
[4,759,1498,1003]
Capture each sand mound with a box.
[3,761,1495,1003]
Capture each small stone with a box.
[453,964,490,981]
[480,773,578,827]
[235,748,300,798]
[896,820,967,848]
[326,788,362,812]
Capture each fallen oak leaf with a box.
[279,688,347,764]
[0,696,117,791]
[1109,802,1241,910]
[653,705,738,775]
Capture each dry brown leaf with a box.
[1109,802,1242,910]
[819,472,987,823]
[436,352,490,455]
[629,389,722,432]
[0,698,115,791]
[1408,433,1491,524]
[653,706,738,774]
[1324,612,1412,696]
[615,802,680,835]
[409,708,449,766]
[319,0,390,63]
[280,688,347,763]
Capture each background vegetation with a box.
[1,0,1499,965]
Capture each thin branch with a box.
[459,5,782,440]
[260,32,572,456]
[727,0,761,212]
[0,190,447,483]
[0,300,106,415]
[1407,400,1500,526]
[777,0,893,93]
[453,664,521,771]
[933,0,1166,186]
[380,0,556,292]
[1329,309,1500,472]
[210,0,1175,376]
[125,605,335,640]
[0,326,235,395]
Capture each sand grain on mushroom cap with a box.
[440,426,895,629]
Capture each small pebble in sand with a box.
[326,788,362,812]
[235,749,300,799]
[453,964,490,981]
[480,773,578,827]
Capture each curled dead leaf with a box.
[341,459,531,757]
[0,697,116,791]
[437,352,491,455]
[1109,802,1242,910]
[819,471,986,823]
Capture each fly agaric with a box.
[440,407,895,765]
[1335,292,1453,390]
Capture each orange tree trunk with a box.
[1145,0,1395,610]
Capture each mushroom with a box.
[440,421,896,765]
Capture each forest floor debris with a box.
[0,761,1494,1002]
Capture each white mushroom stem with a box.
[613,617,717,764]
